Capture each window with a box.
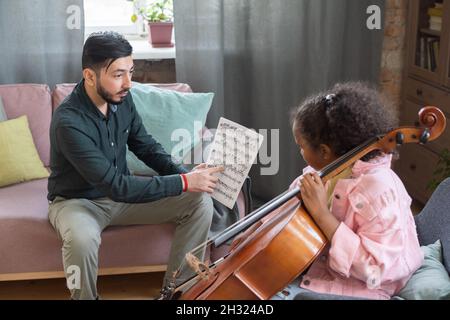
[83,0,176,60]
[84,0,142,36]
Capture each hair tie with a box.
[324,94,337,108]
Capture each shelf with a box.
[420,28,442,37]
[129,39,176,60]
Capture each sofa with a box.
[0,82,246,282]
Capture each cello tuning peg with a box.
[396,132,404,146]
[419,129,431,145]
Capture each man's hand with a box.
[192,163,208,172]
[185,165,224,193]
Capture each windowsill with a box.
[84,31,175,60]
[127,38,176,60]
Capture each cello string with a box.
[185,188,294,253]
[319,135,381,178]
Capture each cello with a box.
[171,106,446,300]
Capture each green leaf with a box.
[428,148,450,191]
[134,0,173,22]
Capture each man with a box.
[47,31,222,300]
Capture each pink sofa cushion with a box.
[0,179,61,273]
[52,82,193,110]
[51,83,77,111]
[0,178,176,274]
[0,178,242,274]
[0,84,52,166]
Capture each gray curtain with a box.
[174,0,385,201]
[0,0,84,89]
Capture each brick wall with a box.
[380,0,408,111]
[132,59,176,83]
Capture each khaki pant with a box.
[48,192,213,300]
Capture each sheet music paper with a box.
[206,117,263,209]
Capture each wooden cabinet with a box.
[395,0,450,204]
[395,144,440,204]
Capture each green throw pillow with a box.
[127,83,214,175]
[397,240,450,300]
[0,96,7,122]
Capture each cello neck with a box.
[319,136,381,181]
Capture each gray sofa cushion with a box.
[414,178,450,274]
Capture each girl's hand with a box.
[298,172,340,240]
[299,172,328,217]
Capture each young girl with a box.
[289,82,423,300]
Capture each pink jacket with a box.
[299,154,423,299]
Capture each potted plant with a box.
[428,148,450,192]
[131,0,174,47]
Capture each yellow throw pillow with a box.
[0,115,49,187]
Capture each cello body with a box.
[182,197,327,300]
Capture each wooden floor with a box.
[0,272,165,300]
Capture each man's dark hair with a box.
[291,82,398,161]
[82,31,133,73]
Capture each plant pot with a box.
[148,22,174,48]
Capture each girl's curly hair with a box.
[291,82,398,162]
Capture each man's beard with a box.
[96,82,129,105]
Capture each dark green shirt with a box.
[47,80,188,203]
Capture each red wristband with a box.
[181,174,188,192]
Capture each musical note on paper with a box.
[206,117,263,209]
